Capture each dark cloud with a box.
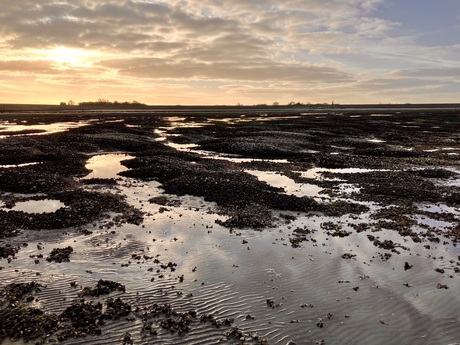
[0,60,57,73]
[99,57,353,83]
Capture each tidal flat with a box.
[0,106,459,344]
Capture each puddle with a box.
[0,121,92,138]
[367,138,386,143]
[168,142,199,151]
[0,162,41,169]
[415,215,454,230]
[337,183,362,195]
[423,147,458,153]
[11,199,66,213]
[83,153,134,179]
[156,128,290,163]
[437,167,460,187]
[301,167,387,180]
[301,149,320,154]
[246,170,323,197]
[330,145,353,151]
[418,203,460,215]
[195,150,289,163]
[191,150,289,164]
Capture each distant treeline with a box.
[60,99,147,108]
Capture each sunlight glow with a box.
[38,46,97,67]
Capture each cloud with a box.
[0,60,57,73]
[0,0,459,104]
[355,17,399,37]
[0,1,395,54]
[390,67,460,79]
[98,57,353,83]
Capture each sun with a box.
[38,46,97,68]
[49,47,81,65]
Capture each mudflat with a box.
[0,107,459,344]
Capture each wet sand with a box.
[1,107,460,344]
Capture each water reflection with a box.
[2,113,460,344]
[83,153,134,179]
[301,167,388,180]
[2,174,460,345]
[418,203,460,215]
[12,199,65,213]
[367,138,385,143]
[0,162,41,169]
[155,128,290,164]
[423,147,459,153]
[0,121,92,139]
[246,170,323,197]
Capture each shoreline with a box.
[1,103,460,113]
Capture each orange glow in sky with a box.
[1,1,459,105]
[38,47,97,68]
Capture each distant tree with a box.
[77,99,147,108]
[60,102,67,106]
[68,100,75,106]
[272,102,279,106]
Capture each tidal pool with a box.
[155,127,290,164]
[11,199,66,213]
[0,121,92,139]
[83,153,134,179]
[0,162,41,169]
[246,170,324,197]
[301,167,389,180]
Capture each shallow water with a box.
[11,199,66,213]
[301,167,388,180]
[3,176,460,344]
[0,162,41,169]
[367,138,385,143]
[418,203,460,215]
[156,127,290,164]
[0,120,92,138]
[83,153,134,179]
[246,170,324,197]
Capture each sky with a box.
[0,0,459,105]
